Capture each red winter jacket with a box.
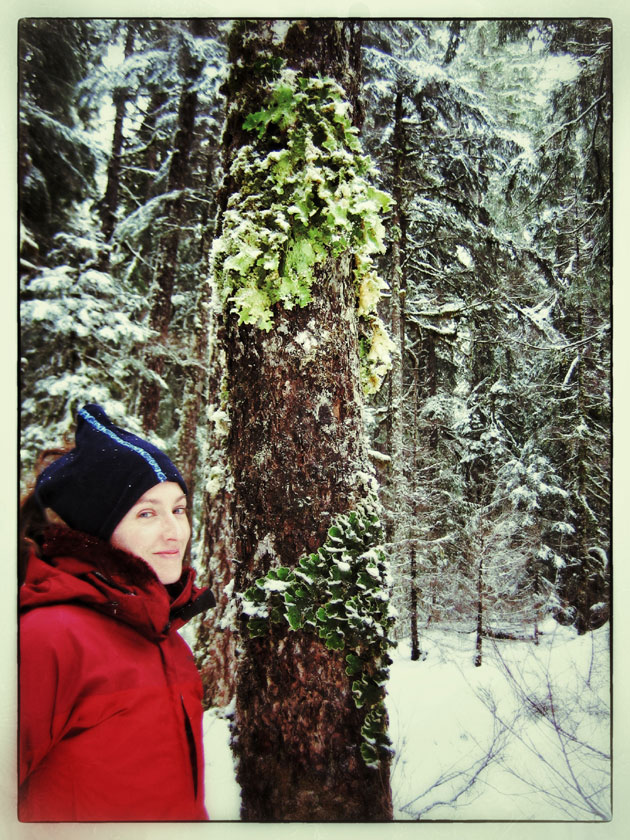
[19,526,215,822]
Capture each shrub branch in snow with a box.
[476,632,611,820]
[398,716,509,819]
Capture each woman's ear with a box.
[44,507,67,526]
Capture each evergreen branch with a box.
[538,93,607,151]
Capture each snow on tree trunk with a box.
[214,19,394,821]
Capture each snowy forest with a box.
[19,18,611,821]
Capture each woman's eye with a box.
[174,507,187,515]
[138,510,154,519]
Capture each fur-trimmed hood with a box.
[20,525,215,641]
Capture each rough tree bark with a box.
[216,19,393,821]
[191,281,238,708]
[409,362,421,660]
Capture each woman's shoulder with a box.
[20,602,115,647]
[20,602,158,681]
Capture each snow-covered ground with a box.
[387,620,610,821]
[203,619,611,822]
[202,704,242,820]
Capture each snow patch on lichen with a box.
[207,405,230,439]
[205,464,226,499]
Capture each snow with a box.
[456,245,473,268]
[202,620,610,822]
[270,20,291,44]
[295,329,319,354]
[202,710,241,820]
[388,621,610,821]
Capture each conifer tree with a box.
[533,19,611,632]
[19,19,105,268]
[213,19,394,820]
[138,21,208,432]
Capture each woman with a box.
[19,404,215,822]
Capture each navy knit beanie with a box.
[35,404,187,541]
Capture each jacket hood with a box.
[20,525,215,640]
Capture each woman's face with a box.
[110,481,190,585]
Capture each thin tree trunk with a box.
[410,361,421,659]
[139,24,204,432]
[533,567,540,646]
[474,554,484,667]
[389,83,417,661]
[410,546,420,661]
[194,393,237,707]
[175,95,223,499]
[100,23,134,247]
[191,272,238,707]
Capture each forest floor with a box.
[201,619,611,822]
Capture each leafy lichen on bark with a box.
[240,494,396,767]
[212,68,394,393]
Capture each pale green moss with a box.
[213,70,394,392]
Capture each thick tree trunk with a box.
[227,254,391,820]
[218,19,393,821]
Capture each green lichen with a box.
[213,69,394,393]
[240,495,396,767]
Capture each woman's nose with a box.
[162,514,179,539]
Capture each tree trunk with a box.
[139,23,204,432]
[410,361,422,659]
[474,554,484,667]
[99,23,135,247]
[194,436,237,708]
[389,83,417,662]
[227,253,392,820]
[218,19,393,821]
[191,279,238,708]
[409,547,420,661]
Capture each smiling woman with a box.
[18,404,216,822]
[110,482,191,585]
